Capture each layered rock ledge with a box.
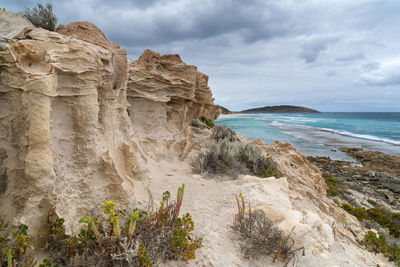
[0,12,219,232]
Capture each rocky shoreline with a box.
[308,148,400,211]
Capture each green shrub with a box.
[339,202,400,238]
[352,207,369,221]
[21,3,58,31]
[363,231,387,253]
[367,208,400,238]
[211,125,239,142]
[333,199,340,207]
[0,220,37,267]
[200,116,214,128]
[362,231,400,264]
[240,144,279,178]
[193,126,279,178]
[341,203,354,213]
[191,117,215,129]
[39,184,201,266]
[193,139,248,177]
[322,172,343,197]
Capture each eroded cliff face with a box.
[127,50,219,158]
[0,13,219,232]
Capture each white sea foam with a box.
[320,128,400,146]
[268,120,400,146]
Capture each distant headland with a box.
[219,105,320,114]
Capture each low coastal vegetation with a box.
[191,116,214,129]
[193,125,279,178]
[231,194,304,264]
[338,203,400,238]
[362,231,400,264]
[322,172,344,197]
[199,116,214,128]
[335,200,400,264]
[0,184,202,266]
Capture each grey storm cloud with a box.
[299,36,338,64]
[3,0,400,111]
[60,0,306,47]
[335,52,365,62]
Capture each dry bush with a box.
[193,125,279,178]
[231,194,284,258]
[231,194,303,263]
[211,125,239,142]
[193,139,249,178]
[240,144,279,178]
[21,3,58,31]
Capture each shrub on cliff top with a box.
[21,3,58,31]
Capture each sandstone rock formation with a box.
[0,13,219,233]
[0,11,34,40]
[127,49,219,157]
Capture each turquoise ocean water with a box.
[216,113,400,161]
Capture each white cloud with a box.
[358,59,400,86]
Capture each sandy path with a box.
[132,158,393,267]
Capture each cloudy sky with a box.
[4,0,400,111]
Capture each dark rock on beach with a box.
[308,148,400,211]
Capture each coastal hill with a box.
[218,105,234,114]
[241,105,320,113]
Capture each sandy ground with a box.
[133,158,393,267]
[217,113,243,118]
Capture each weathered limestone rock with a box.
[0,11,34,40]
[127,49,220,158]
[0,14,219,233]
